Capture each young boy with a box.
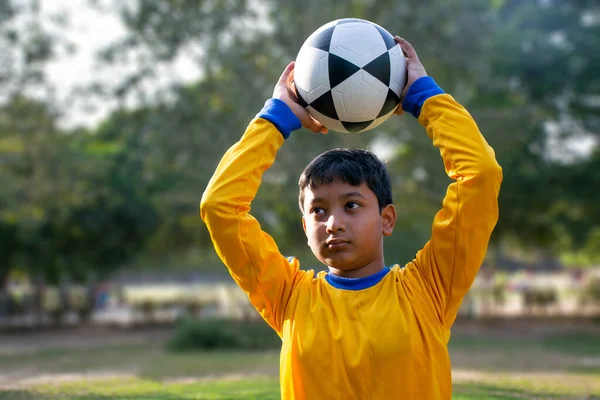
[200,37,502,400]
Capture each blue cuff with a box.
[402,76,445,119]
[256,98,302,139]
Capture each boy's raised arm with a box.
[396,38,503,330]
[200,63,325,334]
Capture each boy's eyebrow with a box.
[341,191,366,199]
[309,191,366,204]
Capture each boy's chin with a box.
[310,247,360,271]
[320,255,359,271]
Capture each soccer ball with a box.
[294,18,407,133]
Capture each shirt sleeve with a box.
[200,101,305,335]
[402,89,503,330]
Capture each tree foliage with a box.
[1,0,599,286]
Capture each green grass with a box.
[0,345,280,380]
[449,331,600,356]
[540,332,600,355]
[0,378,281,399]
[0,325,599,399]
[453,382,593,400]
[0,377,598,400]
[448,330,600,374]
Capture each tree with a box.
[90,0,504,266]
[481,0,600,262]
[0,0,70,102]
[0,96,158,285]
[3,0,598,284]
[78,0,600,267]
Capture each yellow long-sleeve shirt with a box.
[200,90,502,399]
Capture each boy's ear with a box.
[302,215,307,235]
[382,204,397,237]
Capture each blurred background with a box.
[0,0,599,399]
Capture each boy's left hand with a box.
[273,62,328,134]
[393,36,428,115]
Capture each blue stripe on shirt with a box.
[256,98,302,139]
[325,267,390,290]
[402,76,445,118]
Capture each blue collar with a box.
[325,267,390,290]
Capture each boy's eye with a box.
[346,201,360,210]
[311,207,325,215]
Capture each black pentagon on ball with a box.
[310,90,338,120]
[373,25,397,50]
[377,89,401,118]
[363,52,391,87]
[342,120,374,133]
[294,83,309,108]
[308,26,335,52]
[328,53,361,88]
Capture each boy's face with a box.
[301,181,396,277]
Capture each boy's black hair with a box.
[298,148,393,214]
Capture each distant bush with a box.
[582,276,600,304]
[523,286,558,307]
[167,318,280,351]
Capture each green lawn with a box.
[0,376,598,399]
[0,378,281,400]
[0,346,280,380]
[0,324,598,399]
[449,330,600,357]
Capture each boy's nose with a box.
[325,213,345,233]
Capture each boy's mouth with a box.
[325,238,350,249]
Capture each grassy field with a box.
[0,320,598,399]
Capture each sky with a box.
[41,0,201,128]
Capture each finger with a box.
[288,82,309,107]
[308,117,326,134]
[301,111,327,134]
[394,36,418,60]
[400,86,409,102]
[302,114,326,134]
[287,66,295,87]
[394,104,404,115]
[277,61,295,85]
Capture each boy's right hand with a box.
[273,62,328,134]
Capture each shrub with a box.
[582,276,600,304]
[167,318,280,352]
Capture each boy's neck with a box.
[327,261,386,279]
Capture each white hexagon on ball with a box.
[332,70,388,122]
[330,22,387,68]
[294,46,331,104]
[388,44,407,97]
